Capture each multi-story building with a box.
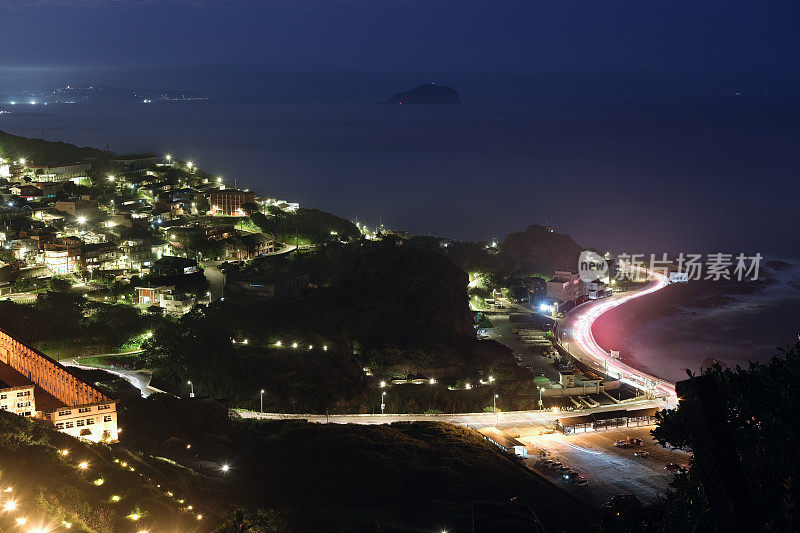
[54,196,99,217]
[137,285,194,314]
[229,233,275,260]
[48,402,118,440]
[0,328,118,442]
[10,184,44,199]
[43,237,83,275]
[82,242,118,273]
[546,271,583,303]
[209,189,255,217]
[585,280,611,300]
[25,162,91,181]
[118,238,169,271]
[0,384,35,417]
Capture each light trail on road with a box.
[561,268,677,405]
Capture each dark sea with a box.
[1,97,798,255]
[1,97,798,377]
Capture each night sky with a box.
[1,1,799,255]
[2,1,798,99]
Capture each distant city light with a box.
[78,462,89,470]
[221,464,230,473]
[77,216,87,224]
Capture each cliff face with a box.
[385,84,461,105]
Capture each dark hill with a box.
[499,224,583,275]
[0,130,107,165]
[386,83,461,104]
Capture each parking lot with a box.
[518,426,691,507]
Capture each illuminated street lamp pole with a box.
[381,391,387,415]
[260,389,265,414]
[538,387,544,410]
[494,394,499,426]
[187,380,194,398]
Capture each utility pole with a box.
[381,391,386,415]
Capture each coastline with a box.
[591,260,800,383]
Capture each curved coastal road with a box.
[558,269,677,404]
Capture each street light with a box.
[260,389,265,414]
[538,387,544,409]
[381,391,387,415]
[187,380,194,398]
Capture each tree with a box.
[48,276,72,293]
[617,344,800,532]
[241,202,259,216]
[195,195,210,214]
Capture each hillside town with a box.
[0,150,311,312]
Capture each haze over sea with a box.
[1,96,798,379]
[1,96,798,256]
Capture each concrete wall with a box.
[542,384,604,397]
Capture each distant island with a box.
[385,83,461,105]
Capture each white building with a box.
[47,402,118,442]
[0,384,36,417]
[546,271,583,303]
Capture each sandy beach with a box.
[591,259,800,383]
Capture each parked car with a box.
[575,476,589,486]
[664,463,683,472]
[564,471,580,482]
[615,437,644,448]
[634,451,650,458]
